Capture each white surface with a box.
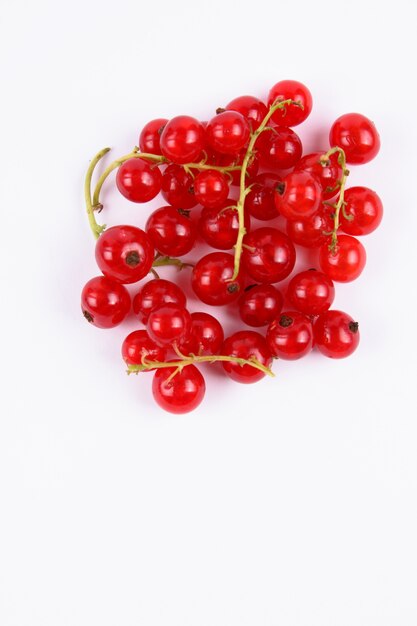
[1,1,417,624]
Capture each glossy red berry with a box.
[193,169,229,208]
[132,279,186,324]
[116,158,162,203]
[275,170,322,220]
[245,172,282,221]
[121,330,166,367]
[147,304,191,347]
[95,225,154,284]
[287,269,335,316]
[139,118,168,155]
[206,111,250,154]
[161,164,198,209]
[286,209,333,248]
[146,206,197,257]
[267,312,313,360]
[239,284,283,327]
[329,113,380,164]
[268,80,313,126]
[314,310,360,358]
[198,202,250,250]
[81,276,130,329]
[339,187,383,235]
[192,252,244,306]
[242,227,296,284]
[258,126,302,170]
[225,95,268,130]
[294,151,343,200]
[179,312,224,356]
[319,235,366,282]
[160,115,205,164]
[221,331,272,384]
[152,364,206,414]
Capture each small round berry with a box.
[81,276,130,329]
[339,187,383,236]
[178,312,224,356]
[329,113,380,164]
[319,235,366,282]
[161,164,198,209]
[133,279,186,324]
[294,151,343,200]
[221,331,272,384]
[275,170,322,220]
[206,111,250,154]
[245,172,282,221]
[191,252,244,306]
[258,126,303,170]
[314,310,360,358]
[152,364,206,414]
[95,225,154,284]
[116,158,162,203]
[193,169,229,208]
[160,115,205,164]
[239,284,284,327]
[147,304,191,347]
[225,95,268,130]
[122,330,166,367]
[287,269,335,316]
[198,202,250,250]
[286,209,333,248]
[267,312,313,360]
[242,227,296,284]
[139,118,168,155]
[268,80,313,126]
[146,206,197,257]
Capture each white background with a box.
[1,0,417,624]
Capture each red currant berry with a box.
[116,158,162,203]
[314,310,360,358]
[267,312,313,360]
[178,312,224,356]
[287,269,335,316]
[193,169,229,208]
[268,80,313,126]
[95,225,154,284]
[221,331,272,384]
[286,209,333,248]
[152,364,206,414]
[81,276,130,329]
[242,227,296,284]
[198,202,250,250]
[245,173,282,221]
[146,206,196,257]
[147,304,191,347]
[133,279,186,324]
[319,235,366,282]
[275,170,322,220]
[139,118,168,155]
[121,330,166,367]
[339,187,383,236]
[258,126,302,170]
[206,111,250,154]
[161,164,197,209]
[225,95,268,130]
[239,284,283,327]
[160,115,205,164]
[294,151,343,200]
[192,252,244,306]
[329,113,380,164]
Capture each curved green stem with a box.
[85,147,111,239]
[320,147,349,253]
[152,255,194,270]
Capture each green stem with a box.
[152,255,194,270]
[320,147,349,253]
[85,147,111,239]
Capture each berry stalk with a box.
[320,146,350,253]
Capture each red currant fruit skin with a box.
[287,269,335,316]
[225,95,268,130]
[139,118,168,155]
[132,279,186,324]
[161,164,198,209]
[147,304,191,347]
[116,158,162,203]
[146,206,196,257]
[239,284,284,327]
[160,115,205,164]
[95,225,155,284]
[121,330,166,367]
[339,187,383,236]
[192,252,244,306]
[198,202,251,250]
[258,126,303,170]
[206,111,250,154]
[152,364,206,414]
[275,170,322,220]
[286,209,333,248]
[329,113,380,165]
[193,169,229,208]
[242,227,296,284]
[179,312,224,356]
[209,150,259,186]
[319,234,366,282]
[314,310,360,358]
[267,312,313,360]
[268,80,313,127]
[221,331,272,384]
[81,276,131,329]
[294,151,343,200]
[245,172,282,221]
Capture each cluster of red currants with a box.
[81,80,382,413]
